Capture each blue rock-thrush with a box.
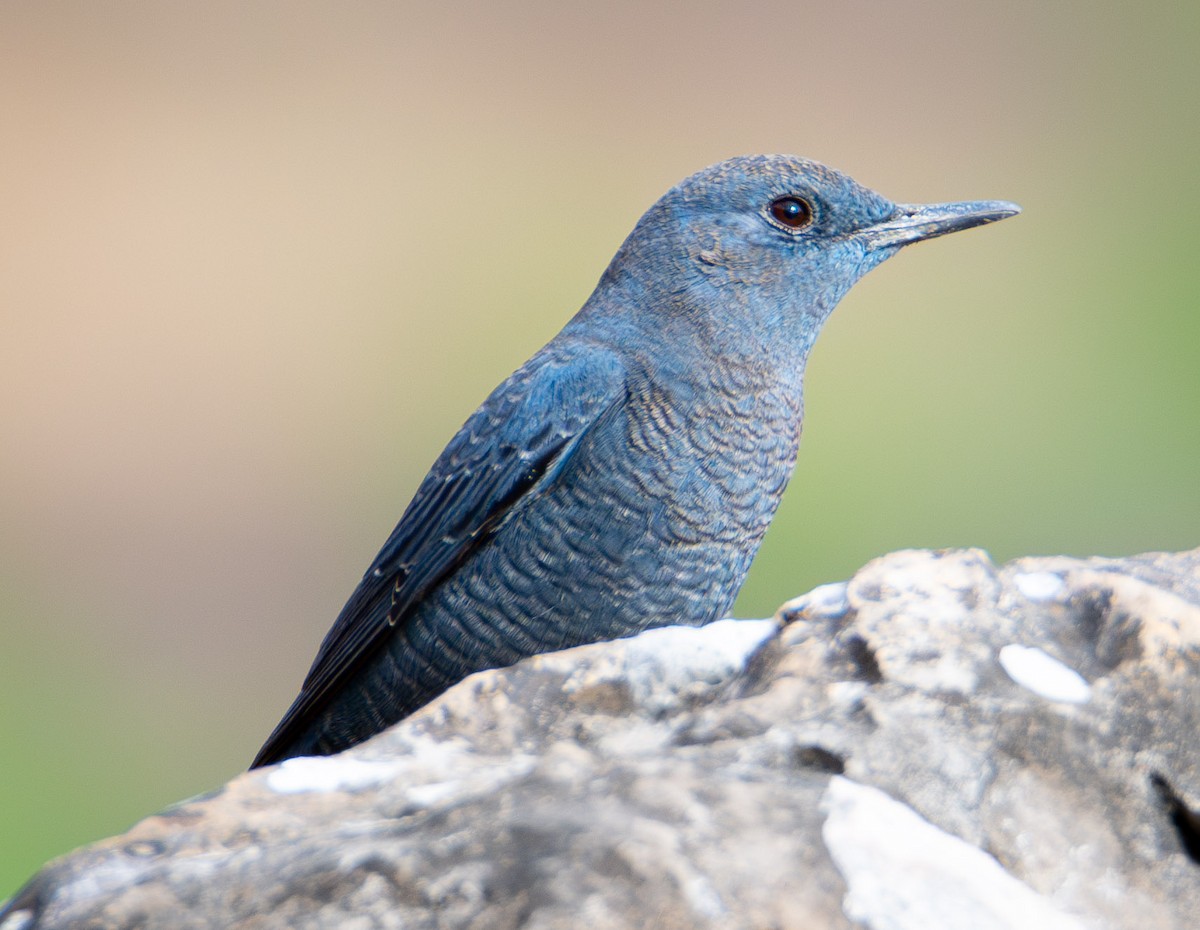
[252,155,1018,767]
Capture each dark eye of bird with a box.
[768,196,814,230]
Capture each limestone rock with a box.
[3,548,1199,930]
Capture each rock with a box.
[3,548,1199,930]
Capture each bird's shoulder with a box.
[434,339,629,477]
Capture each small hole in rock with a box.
[1150,772,1200,865]
[844,635,882,684]
[793,745,845,774]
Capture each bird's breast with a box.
[619,369,804,548]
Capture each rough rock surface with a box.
[3,547,1199,930]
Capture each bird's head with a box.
[585,154,1019,368]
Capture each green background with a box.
[2,0,1197,899]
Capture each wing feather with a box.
[252,345,626,766]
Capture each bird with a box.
[251,154,1019,768]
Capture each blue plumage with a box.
[253,155,1018,767]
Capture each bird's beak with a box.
[862,200,1021,251]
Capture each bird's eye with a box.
[768,196,814,230]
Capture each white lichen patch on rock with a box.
[265,756,404,795]
[621,618,776,686]
[821,777,1088,930]
[551,618,777,714]
[1012,571,1065,602]
[998,644,1091,705]
[0,909,32,930]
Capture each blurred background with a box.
[1,0,1197,897]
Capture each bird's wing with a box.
[252,344,627,766]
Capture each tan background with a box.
[2,1,1197,896]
